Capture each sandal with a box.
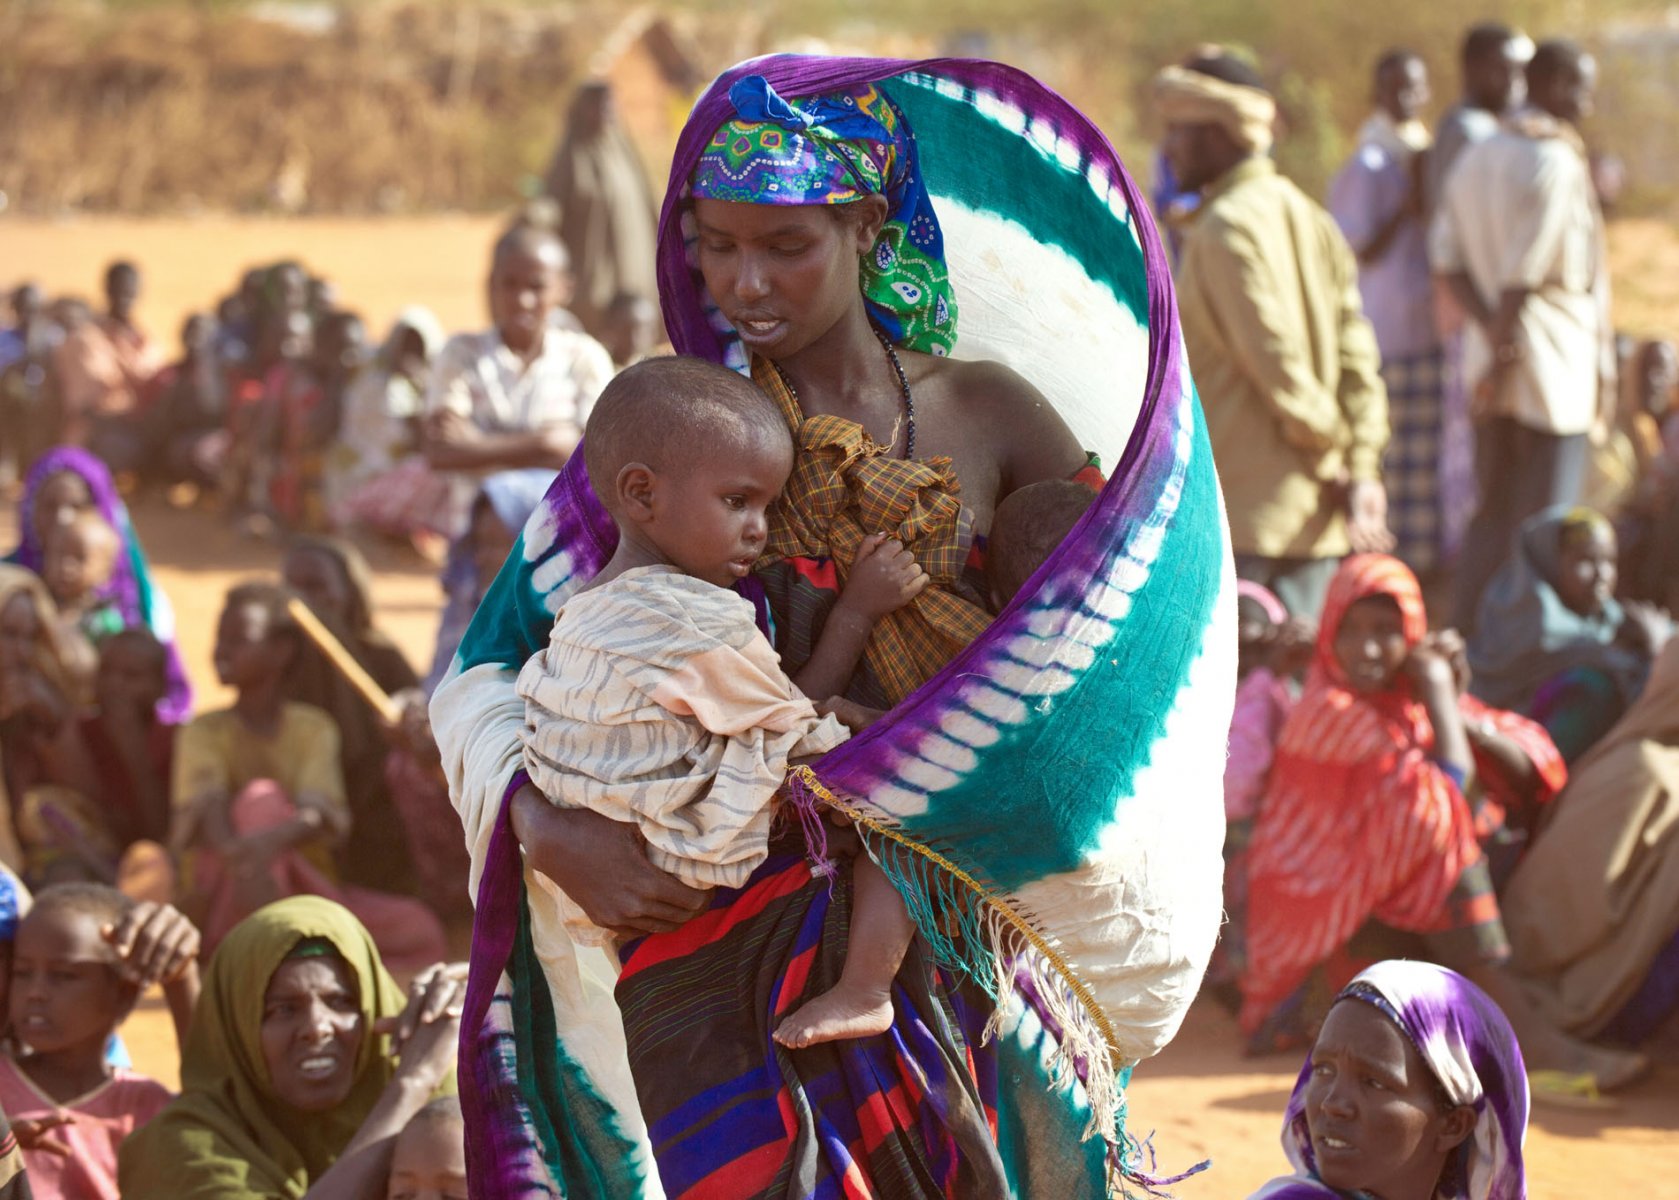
[1527,1070,1621,1111]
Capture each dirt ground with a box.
[1,214,1676,1198]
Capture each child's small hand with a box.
[13,1114,75,1157]
[817,697,884,733]
[104,901,202,988]
[839,533,928,620]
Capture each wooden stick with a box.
[285,596,402,724]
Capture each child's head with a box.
[1333,593,1410,694]
[214,582,302,691]
[1236,581,1287,678]
[315,311,369,377]
[489,226,570,357]
[104,260,140,322]
[584,356,794,589]
[9,883,138,1059]
[1637,339,1678,421]
[42,511,121,607]
[1551,508,1617,619]
[388,1095,467,1200]
[181,311,213,359]
[984,480,1096,611]
[97,628,168,723]
[600,293,661,367]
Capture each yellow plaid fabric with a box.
[754,359,992,704]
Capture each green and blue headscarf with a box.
[689,75,957,356]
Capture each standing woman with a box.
[544,81,661,339]
[438,55,1231,1198]
[4,447,192,724]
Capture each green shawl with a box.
[117,896,408,1199]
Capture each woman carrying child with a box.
[440,56,1229,1199]
[118,896,463,1200]
[3,447,191,723]
[1242,553,1640,1094]
[1469,505,1674,761]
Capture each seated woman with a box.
[3,446,192,723]
[1503,636,1679,1051]
[439,55,1232,1200]
[1249,960,1526,1200]
[117,896,464,1199]
[1242,554,1635,1089]
[1469,506,1673,762]
[279,536,425,897]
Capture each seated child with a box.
[170,583,445,971]
[516,357,926,1048]
[0,884,174,1200]
[387,1094,467,1200]
[14,630,175,888]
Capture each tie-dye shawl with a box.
[435,54,1231,1199]
[1254,961,1529,1200]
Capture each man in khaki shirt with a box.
[1156,52,1391,619]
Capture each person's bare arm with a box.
[510,784,712,942]
[105,902,202,1048]
[955,360,1091,497]
[1441,272,1494,332]
[422,409,576,471]
[792,534,927,702]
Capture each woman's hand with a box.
[838,534,927,620]
[510,785,711,941]
[1403,641,1459,700]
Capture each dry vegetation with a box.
[1,0,1672,216]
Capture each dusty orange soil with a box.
[1,215,1676,1197]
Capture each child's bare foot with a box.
[773,985,895,1048]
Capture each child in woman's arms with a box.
[517,357,927,1048]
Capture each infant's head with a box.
[984,480,1096,611]
[42,511,121,608]
[387,1095,466,1200]
[584,357,794,589]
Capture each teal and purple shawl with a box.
[434,54,1232,1199]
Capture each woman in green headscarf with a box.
[117,896,461,1200]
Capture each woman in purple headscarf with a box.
[5,446,193,723]
[1251,960,1528,1200]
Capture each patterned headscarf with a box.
[689,74,956,356]
[1260,961,1529,1200]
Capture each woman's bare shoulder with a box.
[911,353,1067,435]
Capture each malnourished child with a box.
[517,356,928,1048]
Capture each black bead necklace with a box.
[772,325,916,460]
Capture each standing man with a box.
[1156,51,1391,619]
[1427,23,1534,572]
[1433,39,1610,631]
[1331,50,1445,580]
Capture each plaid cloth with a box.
[1380,348,1448,575]
[754,358,992,705]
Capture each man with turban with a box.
[1157,51,1391,620]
